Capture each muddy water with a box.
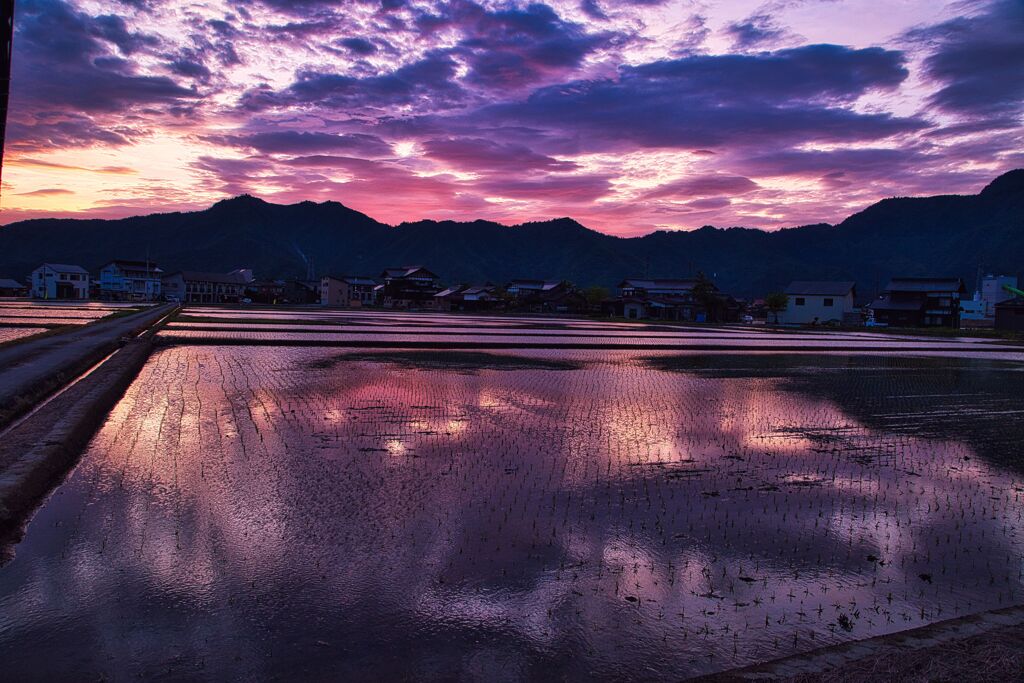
[1,348,1023,681]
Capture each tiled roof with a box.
[784,281,855,296]
[40,263,89,274]
[884,278,965,293]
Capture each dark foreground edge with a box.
[694,604,1024,682]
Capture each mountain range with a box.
[2,169,1022,299]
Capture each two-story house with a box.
[870,277,966,327]
[30,263,90,300]
[98,260,163,301]
[321,276,379,307]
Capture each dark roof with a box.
[784,281,855,296]
[619,278,699,290]
[38,263,88,274]
[164,271,249,285]
[382,266,437,279]
[995,297,1024,309]
[884,277,965,293]
[103,259,162,271]
[0,278,26,289]
[869,296,923,311]
[324,275,377,286]
[508,279,562,291]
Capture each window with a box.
[823,298,834,307]
[795,297,806,306]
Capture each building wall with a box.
[981,275,1017,317]
[99,265,162,301]
[995,305,1024,332]
[320,278,351,306]
[779,292,853,324]
[31,266,89,300]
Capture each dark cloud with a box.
[170,58,213,83]
[421,138,578,172]
[725,13,791,50]
[15,188,74,196]
[241,51,464,112]
[90,14,160,55]
[474,174,612,202]
[906,0,1024,119]
[6,116,136,151]
[644,174,759,199]
[478,44,922,153]
[418,1,622,89]
[12,0,197,113]
[210,131,393,156]
[339,37,378,55]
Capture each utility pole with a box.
[0,1,13,199]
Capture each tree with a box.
[692,271,719,322]
[765,291,789,323]
[582,285,609,308]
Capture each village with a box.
[2,259,1023,332]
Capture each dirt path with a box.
[698,604,1024,682]
[0,304,173,428]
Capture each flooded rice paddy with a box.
[1,308,1024,680]
[0,300,152,346]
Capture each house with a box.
[161,270,252,304]
[30,263,90,300]
[505,279,586,313]
[995,297,1024,333]
[506,279,563,299]
[246,280,287,304]
[431,284,498,311]
[0,278,28,297]
[321,276,378,307]
[869,277,967,328]
[282,280,320,305]
[609,277,733,321]
[380,266,441,308]
[778,281,856,325]
[98,260,163,301]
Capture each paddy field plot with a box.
[1,308,1023,680]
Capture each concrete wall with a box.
[780,292,854,324]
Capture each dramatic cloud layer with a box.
[3,0,1021,234]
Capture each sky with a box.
[1,0,1022,236]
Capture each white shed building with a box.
[779,281,856,325]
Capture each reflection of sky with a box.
[1,346,1024,679]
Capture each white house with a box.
[779,281,856,325]
[98,260,163,301]
[30,263,90,300]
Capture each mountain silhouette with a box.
[1,170,1021,299]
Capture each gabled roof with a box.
[508,279,562,291]
[784,281,856,296]
[38,263,88,274]
[884,277,966,293]
[0,278,26,289]
[382,266,437,279]
[434,286,464,298]
[324,275,377,286]
[102,259,162,272]
[619,278,699,290]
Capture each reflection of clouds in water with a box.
[1,346,1024,680]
